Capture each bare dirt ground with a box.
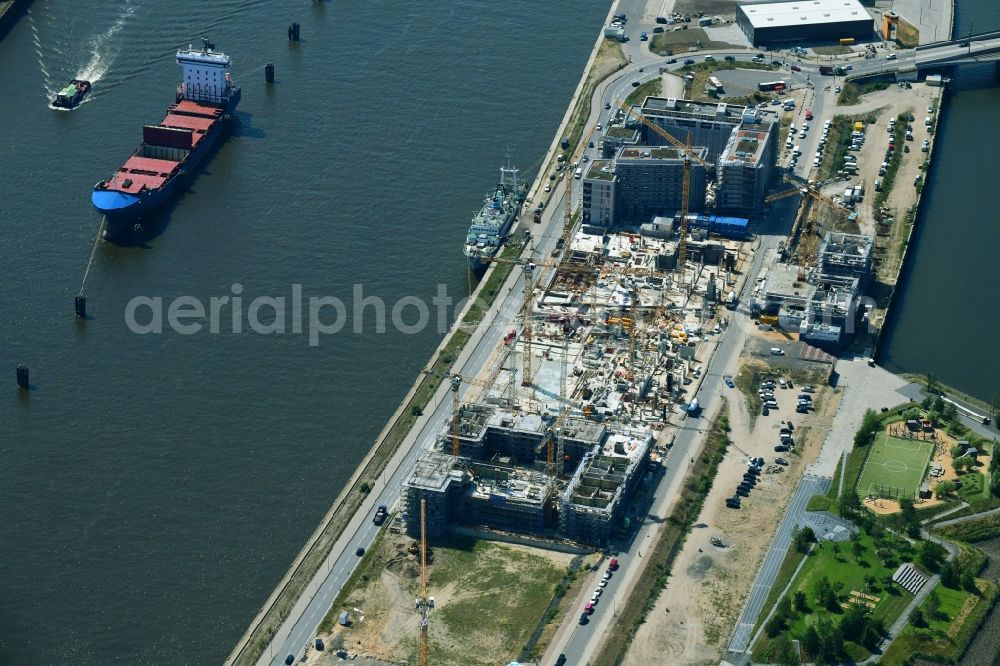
[304,534,574,666]
[622,355,842,666]
[822,82,940,249]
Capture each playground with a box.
[856,432,934,502]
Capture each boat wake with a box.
[31,0,137,101]
[77,1,136,85]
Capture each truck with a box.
[609,557,620,571]
[819,65,834,75]
[726,291,737,309]
[373,504,388,525]
[687,397,701,416]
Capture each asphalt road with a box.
[727,474,830,654]
[262,165,569,666]
[258,17,1000,666]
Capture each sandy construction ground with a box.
[821,82,941,245]
[623,353,842,666]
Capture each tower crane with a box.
[764,174,850,267]
[418,497,430,666]
[421,370,496,456]
[617,101,714,272]
[481,255,596,387]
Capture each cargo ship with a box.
[91,39,240,237]
[50,79,92,110]
[463,163,526,273]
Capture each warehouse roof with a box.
[739,0,871,29]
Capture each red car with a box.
[805,110,813,121]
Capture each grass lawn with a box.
[752,529,915,662]
[855,432,933,500]
[648,27,736,55]
[879,579,1000,666]
[323,533,568,665]
[624,78,662,107]
[956,471,989,503]
[750,546,809,637]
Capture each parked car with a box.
[775,457,789,465]
[802,385,816,393]
[774,444,789,452]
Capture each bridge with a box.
[830,29,1000,81]
[914,29,1000,66]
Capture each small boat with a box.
[51,79,92,110]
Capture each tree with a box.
[925,589,944,621]
[940,559,960,589]
[777,595,794,623]
[794,526,816,553]
[962,571,978,594]
[864,574,878,592]
[794,589,809,612]
[840,603,867,638]
[816,575,839,612]
[773,633,801,666]
[817,617,845,664]
[802,624,821,658]
[927,408,941,425]
[910,607,926,627]
[935,480,958,498]
[918,541,946,573]
[854,409,881,448]
[925,372,940,396]
[766,614,784,638]
[852,539,865,561]
[950,443,967,460]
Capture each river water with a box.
[0,1,610,663]
[878,0,1000,407]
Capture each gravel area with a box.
[806,356,910,478]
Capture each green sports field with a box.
[856,433,934,500]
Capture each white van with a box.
[789,123,796,134]
[793,145,802,156]
[574,167,583,179]
[785,138,794,149]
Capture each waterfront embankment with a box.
[225,2,625,664]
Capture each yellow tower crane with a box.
[421,370,495,456]
[481,256,596,387]
[764,175,850,267]
[616,101,714,272]
[418,497,429,666]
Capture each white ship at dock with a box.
[463,163,525,273]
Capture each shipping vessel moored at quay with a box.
[463,164,526,273]
[91,39,240,237]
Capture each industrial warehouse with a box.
[735,0,875,47]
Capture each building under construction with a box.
[400,221,748,547]
[402,408,654,546]
[585,98,779,226]
[756,232,874,347]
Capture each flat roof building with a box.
[736,0,874,47]
[613,145,709,224]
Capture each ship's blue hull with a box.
[92,88,241,237]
